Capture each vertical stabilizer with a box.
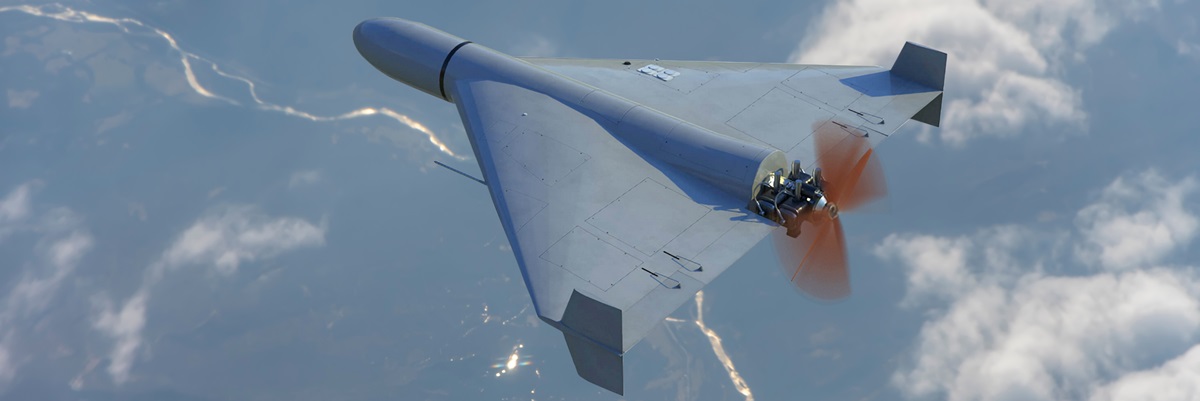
[563,331,624,395]
[911,93,943,127]
[891,42,946,91]
[559,290,625,394]
[892,42,946,127]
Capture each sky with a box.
[1,0,1199,400]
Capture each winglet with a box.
[892,42,946,126]
[564,331,624,395]
[559,290,625,394]
[891,42,946,91]
[911,93,943,127]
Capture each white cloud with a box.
[0,335,13,384]
[7,230,93,316]
[160,205,326,276]
[92,291,146,385]
[0,183,94,388]
[288,170,322,188]
[6,89,38,109]
[47,230,93,271]
[879,170,1200,401]
[791,0,1158,145]
[0,182,34,224]
[95,205,326,384]
[1075,170,1198,271]
[894,269,1199,401]
[1179,40,1200,60]
[511,34,559,58]
[875,233,973,305]
[1090,344,1200,401]
[876,226,1056,306]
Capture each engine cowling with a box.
[353,18,468,101]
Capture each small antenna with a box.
[847,108,885,125]
[663,251,703,272]
[434,161,486,186]
[640,267,681,289]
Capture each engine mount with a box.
[752,160,838,237]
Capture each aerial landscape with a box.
[1,1,1198,400]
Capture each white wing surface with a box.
[452,79,779,393]
[448,44,944,395]
[524,47,944,170]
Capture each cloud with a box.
[0,183,94,388]
[1075,170,1198,271]
[511,34,559,58]
[879,169,1200,401]
[894,270,1199,401]
[1179,40,1200,60]
[92,291,146,385]
[0,182,34,224]
[876,225,1059,306]
[3,4,465,159]
[288,170,322,189]
[791,0,1158,145]
[875,233,973,305]
[1090,344,1200,401]
[159,205,326,276]
[5,89,38,109]
[0,336,13,384]
[94,205,326,384]
[7,230,93,316]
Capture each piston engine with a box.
[753,161,838,237]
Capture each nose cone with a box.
[351,19,380,58]
[353,18,467,99]
[352,18,414,62]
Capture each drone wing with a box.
[451,78,780,394]
[450,43,945,395]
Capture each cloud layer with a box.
[877,169,1200,401]
[93,205,326,384]
[0,183,94,386]
[791,0,1159,145]
[1076,170,1198,271]
[0,3,464,160]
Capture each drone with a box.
[354,18,944,394]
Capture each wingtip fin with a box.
[556,290,625,394]
[912,93,943,127]
[892,42,946,127]
[891,42,947,91]
[564,331,624,395]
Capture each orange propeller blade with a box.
[774,217,850,300]
[814,123,887,212]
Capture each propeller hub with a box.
[811,194,837,220]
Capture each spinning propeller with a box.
[773,123,888,300]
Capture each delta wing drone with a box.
[353,18,945,395]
